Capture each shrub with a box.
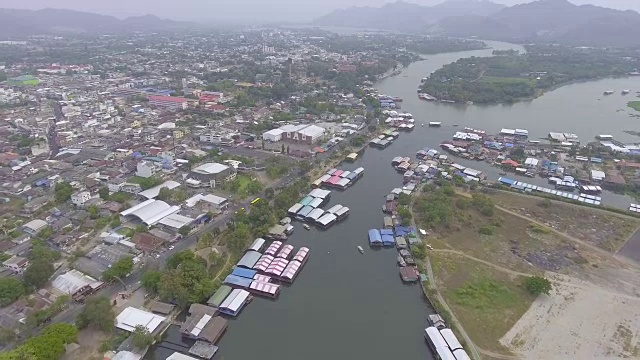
[524,276,552,296]
[478,225,495,235]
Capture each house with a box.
[188,163,236,188]
[278,124,326,145]
[262,129,284,142]
[71,191,91,207]
[22,219,48,236]
[115,307,166,333]
[148,95,190,110]
[108,177,126,192]
[3,256,29,274]
[120,183,142,194]
[136,161,156,178]
[184,194,228,211]
[131,232,166,253]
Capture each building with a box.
[278,124,326,145]
[108,178,126,192]
[147,95,190,110]
[116,307,166,333]
[71,191,91,207]
[262,129,284,142]
[184,194,229,211]
[189,163,236,188]
[3,256,29,274]
[120,199,180,226]
[120,183,143,194]
[136,161,157,178]
[22,219,48,236]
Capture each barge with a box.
[218,289,251,317]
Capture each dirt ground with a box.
[501,273,640,360]
[62,328,109,360]
[488,191,640,252]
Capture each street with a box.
[52,171,296,324]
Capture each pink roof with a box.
[253,254,274,272]
[333,170,344,177]
[281,260,302,280]
[293,247,309,263]
[328,176,341,184]
[265,258,289,276]
[277,244,294,259]
[264,241,283,256]
[250,281,279,295]
[148,95,188,103]
[253,274,272,283]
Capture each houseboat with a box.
[305,208,325,223]
[316,213,337,229]
[622,90,631,95]
[429,122,442,127]
[352,167,364,179]
[603,90,614,95]
[334,206,350,221]
[218,289,251,317]
[248,280,280,299]
[346,152,358,162]
[296,205,314,221]
[287,203,303,218]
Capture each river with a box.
[149,40,637,360]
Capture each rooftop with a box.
[192,163,229,175]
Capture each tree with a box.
[524,276,552,296]
[179,225,191,237]
[141,270,162,293]
[21,323,77,360]
[98,187,110,200]
[103,257,134,281]
[76,296,114,332]
[0,72,7,82]
[0,278,24,307]
[157,187,172,201]
[281,144,285,153]
[87,204,100,219]
[131,325,154,349]
[23,260,54,289]
[54,182,73,204]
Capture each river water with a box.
[149,40,638,360]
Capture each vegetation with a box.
[157,187,188,204]
[628,101,640,112]
[224,174,263,197]
[23,260,54,290]
[131,325,155,349]
[421,45,640,104]
[53,182,73,204]
[76,296,115,332]
[0,323,77,360]
[0,278,25,307]
[153,250,218,308]
[102,257,134,282]
[524,276,553,296]
[478,225,495,235]
[128,176,163,190]
[24,295,70,329]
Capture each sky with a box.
[1,0,639,22]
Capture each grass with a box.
[431,253,536,354]
[628,101,640,112]
[481,76,534,86]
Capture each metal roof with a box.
[192,162,229,175]
[236,250,262,268]
[116,307,166,333]
[138,180,181,199]
[120,199,180,226]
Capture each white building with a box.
[136,160,157,178]
[262,128,284,142]
[22,219,48,236]
[71,191,91,206]
[116,307,166,333]
[3,256,29,274]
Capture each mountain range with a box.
[0,8,190,37]
[313,0,640,47]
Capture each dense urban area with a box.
[1,2,640,360]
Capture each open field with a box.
[628,101,640,112]
[487,191,640,252]
[501,273,640,360]
[430,252,536,355]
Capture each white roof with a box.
[281,260,301,280]
[591,169,606,179]
[184,193,227,207]
[112,351,140,360]
[263,128,284,136]
[317,213,337,225]
[192,162,229,175]
[166,353,199,360]
[220,289,250,312]
[23,219,47,231]
[157,213,194,229]
[120,199,180,226]
[298,124,325,137]
[52,270,97,294]
[138,180,181,199]
[279,124,306,132]
[116,307,166,333]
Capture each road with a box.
[52,170,298,325]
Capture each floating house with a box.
[293,247,309,264]
[224,274,252,289]
[264,241,283,256]
[236,250,262,269]
[306,208,325,223]
[296,205,314,220]
[368,229,383,247]
[334,206,350,220]
[287,203,303,217]
[276,244,294,259]
[207,285,233,308]
[399,267,419,282]
[308,198,324,209]
[218,289,251,317]
[316,213,337,228]
[247,238,266,252]
[326,204,344,214]
[253,254,275,272]
[281,261,302,283]
[249,280,280,298]
[265,258,289,277]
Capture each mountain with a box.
[433,0,640,46]
[311,0,505,32]
[0,8,191,37]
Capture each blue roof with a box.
[232,267,257,279]
[300,196,314,206]
[368,229,382,244]
[297,205,314,217]
[224,274,252,288]
[346,173,357,180]
[380,229,394,236]
[381,235,395,245]
[498,177,515,185]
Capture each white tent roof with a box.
[120,199,180,226]
[138,180,181,199]
[52,270,97,294]
[157,213,194,229]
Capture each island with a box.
[419,45,640,104]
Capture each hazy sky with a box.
[1,0,639,22]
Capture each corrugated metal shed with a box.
[236,250,262,269]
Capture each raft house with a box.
[218,289,251,317]
[368,229,383,247]
[498,177,602,205]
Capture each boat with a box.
[357,246,364,254]
[303,224,310,230]
[421,123,424,127]
[603,90,614,95]
[622,90,631,95]
[397,255,406,267]
[428,122,442,127]
[453,124,458,127]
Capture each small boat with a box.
[397,255,406,267]
[603,90,614,95]
[453,124,459,127]
[622,90,631,95]
[421,123,424,127]
[357,246,364,254]
[303,224,311,230]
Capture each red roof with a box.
[501,159,519,167]
[148,95,188,103]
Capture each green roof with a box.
[207,285,233,307]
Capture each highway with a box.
[52,170,298,325]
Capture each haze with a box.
[2,0,639,22]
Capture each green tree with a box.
[76,296,114,332]
[0,327,16,346]
[23,260,54,289]
[141,270,162,293]
[131,325,154,349]
[0,278,24,307]
[87,204,100,219]
[102,257,134,281]
[178,225,191,237]
[54,182,73,204]
[29,240,60,262]
[166,250,196,269]
[524,276,553,296]
[22,323,77,360]
[98,187,110,200]
[157,187,172,201]
[0,72,7,82]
